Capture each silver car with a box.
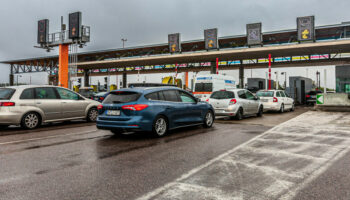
[207,89,263,120]
[0,85,100,129]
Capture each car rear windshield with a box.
[0,88,15,100]
[103,91,141,104]
[256,91,274,97]
[210,91,235,99]
[195,83,213,92]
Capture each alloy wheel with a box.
[24,113,39,129]
[155,118,167,136]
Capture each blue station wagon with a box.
[96,87,215,137]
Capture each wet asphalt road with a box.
[5,107,348,200]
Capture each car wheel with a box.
[257,106,263,117]
[235,108,243,120]
[21,112,41,129]
[152,116,168,137]
[87,107,98,122]
[203,110,214,128]
[290,103,295,112]
[280,104,285,113]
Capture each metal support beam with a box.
[122,72,127,88]
[9,64,14,86]
[83,69,90,87]
[239,64,244,88]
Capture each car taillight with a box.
[229,99,237,105]
[99,97,105,101]
[122,104,149,111]
[0,102,15,107]
[97,104,103,110]
[273,97,278,102]
[206,99,209,102]
[306,95,310,98]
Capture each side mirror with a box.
[254,96,259,101]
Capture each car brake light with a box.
[306,95,310,98]
[0,102,15,107]
[122,104,149,111]
[99,97,105,101]
[206,99,209,102]
[229,99,237,105]
[273,97,278,102]
[97,104,103,110]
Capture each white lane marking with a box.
[137,111,350,200]
[0,130,99,145]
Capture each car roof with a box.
[110,87,183,94]
[4,85,59,89]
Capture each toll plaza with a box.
[2,18,350,94]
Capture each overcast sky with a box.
[1,0,350,87]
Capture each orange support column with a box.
[185,72,189,89]
[58,44,69,88]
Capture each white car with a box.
[207,89,263,120]
[256,90,295,112]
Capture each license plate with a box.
[106,110,120,116]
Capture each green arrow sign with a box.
[316,94,324,105]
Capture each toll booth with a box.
[247,78,273,91]
[336,65,350,93]
[289,76,313,104]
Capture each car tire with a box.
[21,112,41,129]
[290,103,295,112]
[203,110,214,128]
[0,125,9,129]
[280,104,285,113]
[257,106,263,117]
[152,115,168,137]
[235,108,243,120]
[87,107,98,122]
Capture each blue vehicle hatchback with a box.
[96,87,215,136]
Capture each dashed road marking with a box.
[137,111,350,200]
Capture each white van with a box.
[193,74,236,101]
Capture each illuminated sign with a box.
[168,33,181,53]
[204,28,218,50]
[69,12,82,39]
[297,16,315,41]
[37,19,49,44]
[247,23,262,46]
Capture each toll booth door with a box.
[301,80,306,104]
[258,81,263,90]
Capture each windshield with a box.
[0,88,15,100]
[103,91,141,104]
[195,83,213,92]
[210,91,235,99]
[256,91,274,97]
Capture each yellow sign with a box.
[302,29,310,39]
[208,40,214,48]
[171,44,176,52]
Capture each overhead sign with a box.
[168,33,181,53]
[204,28,218,50]
[316,94,324,104]
[297,16,315,42]
[69,12,82,39]
[37,19,49,44]
[247,23,262,46]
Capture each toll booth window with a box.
[104,91,141,104]
[20,88,35,99]
[195,83,213,92]
[35,88,58,99]
[56,88,79,100]
[0,89,15,100]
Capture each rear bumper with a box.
[0,110,22,125]
[214,105,239,116]
[96,115,153,132]
[261,102,280,111]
